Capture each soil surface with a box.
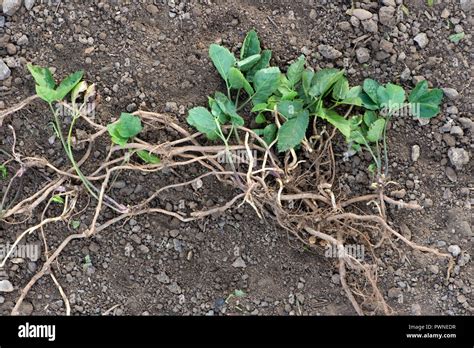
[0,0,472,316]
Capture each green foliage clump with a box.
[186,30,443,178]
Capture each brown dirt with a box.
[0,0,472,316]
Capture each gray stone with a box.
[445,167,457,182]
[423,198,433,208]
[0,59,11,81]
[352,9,373,21]
[458,117,474,132]
[411,303,422,315]
[417,116,431,126]
[439,121,453,133]
[138,245,149,253]
[350,15,360,27]
[460,0,473,12]
[0,16,5,28]
[442,88,459,100]
[24,0,35,10]
[388,287,402,298]
[2,0,22,16]
[165,101,178,113]
[318,45,342,60]
[112,180,126,189]
[400,67,411,81]
[362,19,378,33]
[447,209,473,237]
[446,106,458,114]
[6,43,17,55]
[167,282,181,294]
[379,6,396,26]
[411,145,420,162]
[450,126,463,136]
[448,148,469,169]
[232,256,247,268]
[356,47,370,63]
[146,4,159,14]
[301,46,311,56]
[0,279,14,292]
[157,272,170,284]
[379,39,395,53]
[414,33,429,49]
[17,301,34,315]
[382,0,396,6]
[17,35,29,46]
[448,245,461,257]
[429,265,439,274]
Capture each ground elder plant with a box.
[187,30,443,185]
[0,31,452,316]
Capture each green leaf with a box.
[0,164,7,179]
[208,97,228,124]
[348,115,367,144]
[376,83,406,112]
[340,86,363,106]
[277,100,304,119]
[255,112,267,124]
[251,103,268,112]
[55,70,84,101]
[317,107,351,138]
[408,80,428,102]
[107,123,128,147]
[332,77,349,100]
[263,123,278,145]
[36,85,58,104]
[71,220,81,229]
[302,69,315,96]
[246,50,272,82]
[209,44,236,82]
[116,113,142,138]
[187,106,220,140]
[137,150,161,164]
[368,163,377,174]
[51,195,65,204]
[363,110,377,126]
[366,118,385,143]
[27,64,55,89]
[449,32,465,43]
[236,54,261,71]
[277,111,309,152]
[234,289,246,297]
[252,67,281,105]
[408,80,443,118]
[277,75,298,100]
[362,78,380,104]
[309,68,344,98]
[349,129,366,145]
[287,55,305,88]
[228,67,254,95]
[214,92,244,126]
[280,90,299,101]
[350,114,363,128]
[241,29,261,59]
[360,91,379,110]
